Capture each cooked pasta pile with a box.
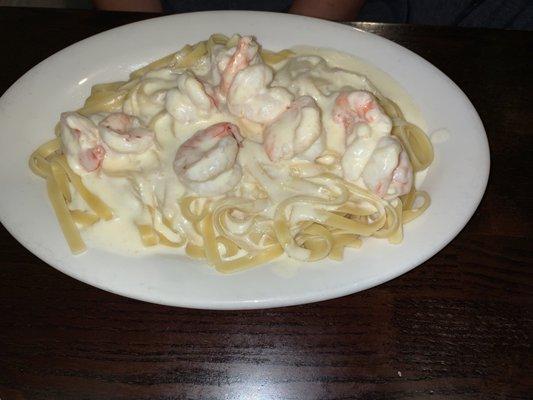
[29,34,433,273]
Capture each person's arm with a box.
[289,0,365,21]
[92,0,163,12]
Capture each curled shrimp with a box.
[227,64,293,124]
[99,112,155,154]
[60,112,106,174]
[174,122,243,196]
[218,36,259,97]
[333,90,392,136]
[166,72,217,124]
[263,96,324,162]
[362,137,413,199]
[210,36,292,124]
[333,91,393,183]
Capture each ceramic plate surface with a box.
[0,12,489,309]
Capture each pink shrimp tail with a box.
[333,92,356,129]
[200,80,220,109]
[219,37,252,95]
[264,137,275,161]
[375,182,385,197]
[390,151,413,196]
[333,91,376,127]
[358,101,373,121]
[210,122,244,143]
[79,145,106,172]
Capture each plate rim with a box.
[0,11,490,309]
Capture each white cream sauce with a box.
[292,46,426,130]
[67,42,429,256]
[292,46,429,189]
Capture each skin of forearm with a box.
[290,0,366,21]
[92,0,163,12]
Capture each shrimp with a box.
[166,72,217,124]
[174,122,243,196]
[99,113,155,154]
[227,64,293,124]
[79,146,106,172]
[389,148,413,198]
[218,36,259,96]
[209,36,291,124]
[333,90,391,136]
[60,112,106,174]
[361,137,413,199]
[334,91,393,183]
[263,96,324,162]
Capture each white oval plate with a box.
[0,11,489,309]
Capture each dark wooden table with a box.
[1,7,531,400]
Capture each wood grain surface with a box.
[0,7,531,400]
